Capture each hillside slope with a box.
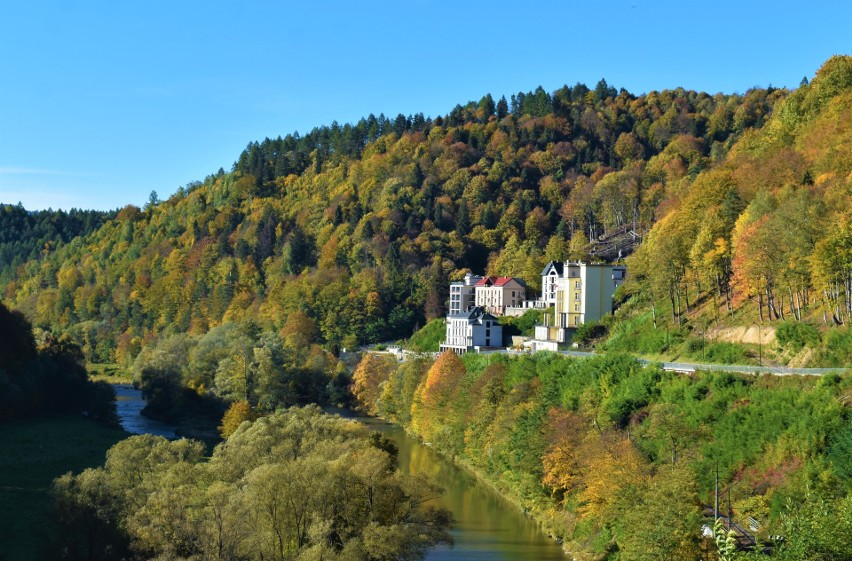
[4,76,786,365]
[614,55,852,367]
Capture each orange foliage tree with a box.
[411,351,466,440]
[351,353,396,415]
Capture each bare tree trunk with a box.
[675,285,682,325]
[713,274,720,321]
[670,285,677,324]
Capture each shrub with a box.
[405,319,446,352]
[574,321,607,346]
[704,342,747,364]
[818,327,852,367]
[775,321,821,351]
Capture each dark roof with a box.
[541,261,565,276]
[447,306,498,322]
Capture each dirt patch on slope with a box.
[710,325,776,345]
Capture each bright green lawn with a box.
[405,318,446,352]
[0,416,128,561]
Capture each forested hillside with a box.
[617,55,852,366]
[0,204,114,289]
[4,73,787,366]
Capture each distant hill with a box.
[9,59,841,367]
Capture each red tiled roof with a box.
[474,276,519,287]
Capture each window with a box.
[575,281,581,289]
[575,303,580,311]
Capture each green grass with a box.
[87,362,133,384]
[405,318,446,352]
[0,416,128,561]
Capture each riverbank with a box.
[342,410,567,560]
[0,415,128,561]
[367,413,573,557]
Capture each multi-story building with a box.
[540,261,564,306]
[440,306,503,354]
[474,276,526,316]
[533,262,626,350]
[449,273,483,315]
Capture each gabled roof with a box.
[447,306,498,323]
[541,261,565,276]
[475,276,525,288]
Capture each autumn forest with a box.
[0,56,850,561]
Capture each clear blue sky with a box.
[1,0,849,211]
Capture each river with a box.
[338,412,566,561]
[113,387,565,560]
[113,384,179,439]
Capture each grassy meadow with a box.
[0,416,128,561]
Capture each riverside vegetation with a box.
[50,406,453,561]
[353,351,852,560]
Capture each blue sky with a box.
[1,1,850,211]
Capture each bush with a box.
[405,319,446,352]
[684,339,747,364]
[499,308,547,337]
[574,321,607,346]
[817,327,852,367]
[704,342,747,364]
[775,321,821,351]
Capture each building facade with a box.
[449,273,483,315]
[474,276,527,316]
[532,262,626,349]
[440,306,503,354]
[540,261,564,306]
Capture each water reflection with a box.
[355,415,566,561]
[112,384,178,439]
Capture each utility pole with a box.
[714,462,719,523]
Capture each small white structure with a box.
[440,306,503,354]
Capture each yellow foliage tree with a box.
[411,351,466,441]
[218,401,259,439]
[577,434,649,521]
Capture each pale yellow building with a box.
[532,262,626,350]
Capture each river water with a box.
[347,414,566,561]
[113,384,178,439]
[113,387,565,560]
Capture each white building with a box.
[540,261,564,306]
[474,276,526,316]
[440,306,503,354]
[449,273,483,315]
